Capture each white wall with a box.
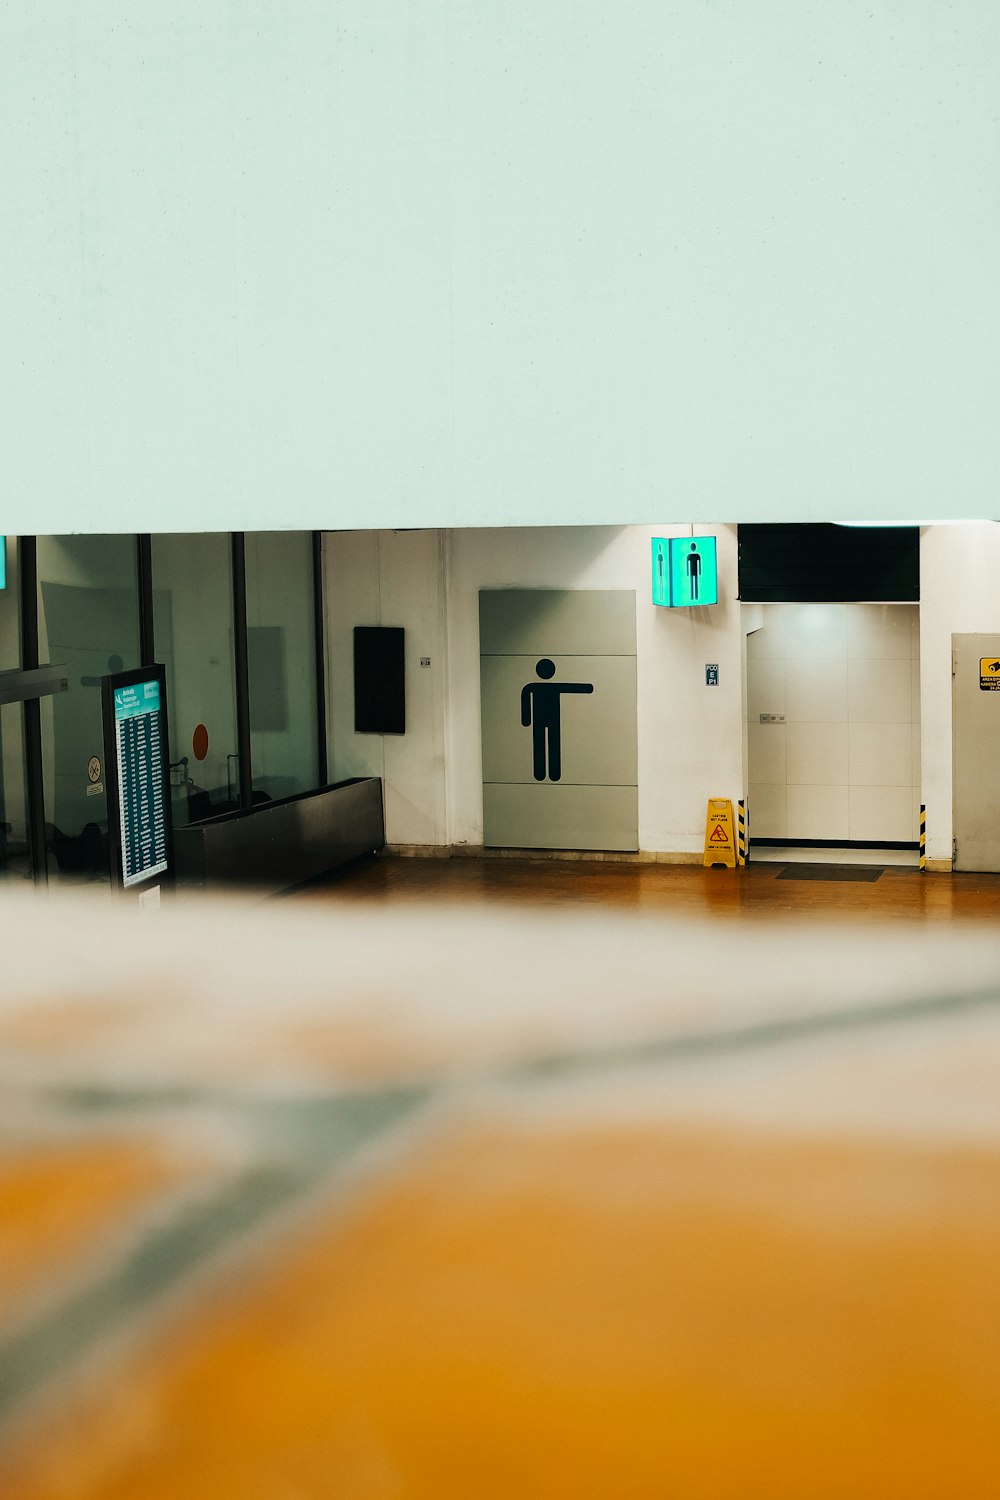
[326,531,450,847]
[326,525,744,854]
[920,525,1000,864]
[746,604,920,843]
[4,6,998,536]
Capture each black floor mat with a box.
[776,864,883,883]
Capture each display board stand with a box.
[101,664,174,897]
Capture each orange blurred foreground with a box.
[2,889,1000,1497]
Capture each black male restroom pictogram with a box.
[685,542,702,601]
[520,658,594,781]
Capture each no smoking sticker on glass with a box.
[980,658,1000,690]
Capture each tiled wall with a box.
[747,604,920,843]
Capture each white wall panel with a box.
[848,659,912,725]
[3,6,998,535]
[848,723,913,789]
[847,606,914,661]
[849,785,915,844]
[747,723,786,786]
[784,660,849,724]
[746,659,786,718]
[786,785,849,841]
[786,723,848,788]
[781,605,849,661]
[747,783,785,840]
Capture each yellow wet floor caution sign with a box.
[704,798,737,867]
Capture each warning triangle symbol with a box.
[709,823,729,842]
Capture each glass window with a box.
[1,538,32,883]
[151,533,239,827]
[0,701,31,882]
[245,532,321,801]
[0,535,19,671]
[36,535,141,885]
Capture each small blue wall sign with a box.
[705,663,719,686]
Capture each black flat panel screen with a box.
[353,626,405,734]
[738,524,919,603]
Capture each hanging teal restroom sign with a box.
[651,538,670,606]
[651,536,718,608]
[670,536,717,606]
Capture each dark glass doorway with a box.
[0,538,32,883]
[0,702,31,883]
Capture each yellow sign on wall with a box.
[980,658,1000,690]
[703,798,736,867]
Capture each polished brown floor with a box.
[295,852,1000,924]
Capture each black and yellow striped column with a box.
[919,804,926,871]
[738,799,748,866]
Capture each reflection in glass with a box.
[151,534,238,827]
[246,533,320,802]
[0,535,17,671]
[36,535,141,884]
[0,704,31,881]
[0,538,32,882]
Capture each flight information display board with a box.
[101,665,173,891]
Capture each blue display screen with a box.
[113,679,161,721]
[112,677,168,887]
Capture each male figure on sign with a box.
[686,543,702,601]
[521,659,594,782]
